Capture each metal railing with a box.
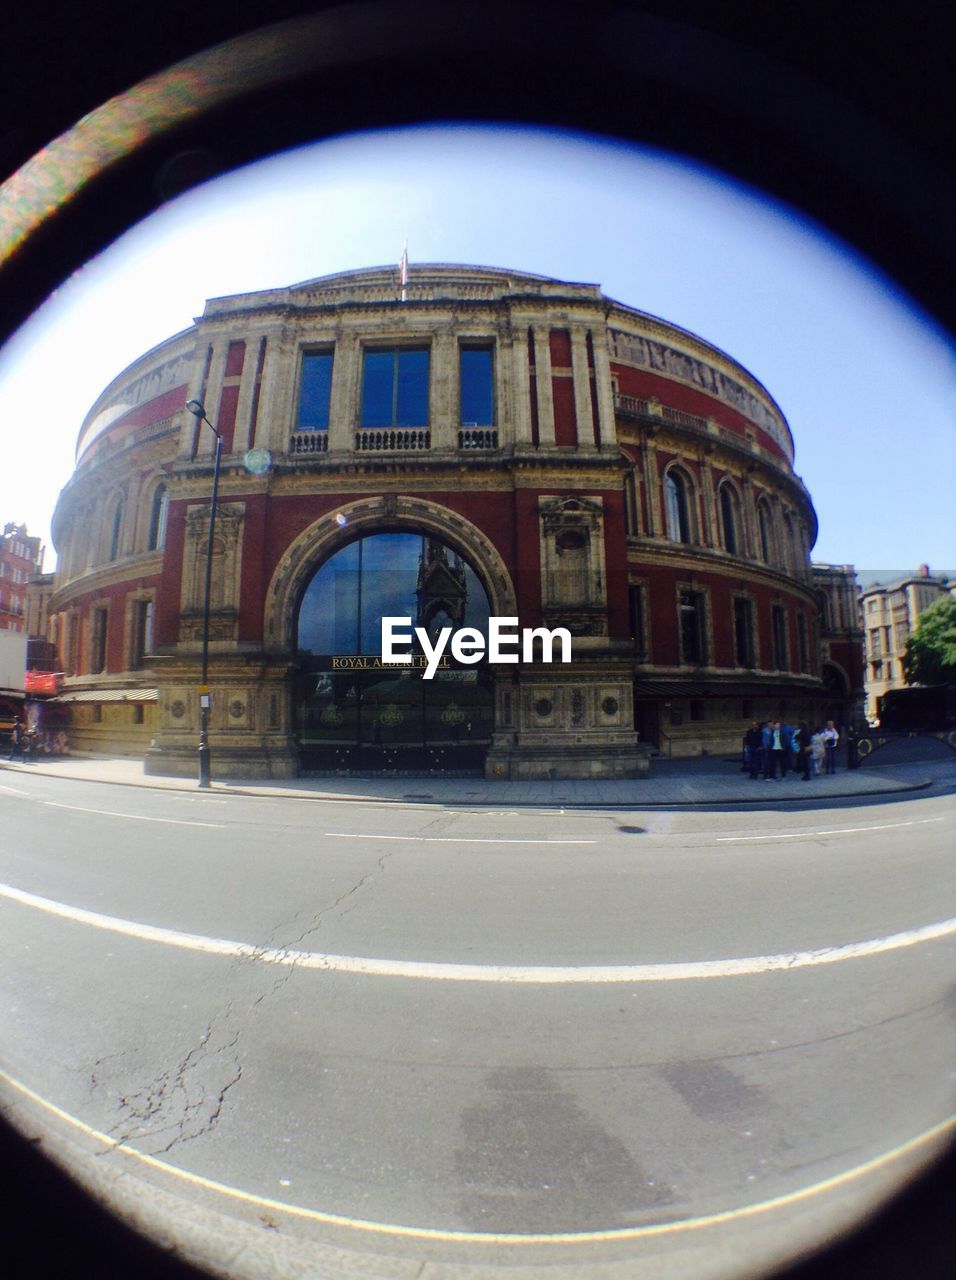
[662,405,709,431]
[458,427,499,450]
[354,428,431,451]
[614,393,651,417]
[290,431,329,455]
[614,393,709,433]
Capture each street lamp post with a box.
[186,399,222,788]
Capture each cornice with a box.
[605,305,791,444]
[50,552,163,609]
[625,539,819,602]
[171,450,625,496]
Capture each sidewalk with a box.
[3,751,952,807]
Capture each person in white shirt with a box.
[822,720,839,774]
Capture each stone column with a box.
[261,327,298,456]
[511,325,534,445]
[496,327,515,447]
[196,341,228,459]
[430,329,457,451]
[644,439,662,536]
[741,475,758,559]
[328,330,358,453]
[699,453,718,548]
[589,328,618,449]
[231,338,259,456]
[178,342,214,459]
[533,329,556,446]
[570,328,597,449]
[771,497,787,571]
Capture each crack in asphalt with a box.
[246,845,399,1008]
[90,847,397,1154]
[97,1024,243,1156]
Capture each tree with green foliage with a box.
[903,595,956,686]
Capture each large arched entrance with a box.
[294,531,495,771]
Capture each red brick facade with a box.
[47,266,863,774]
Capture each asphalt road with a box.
[0,773,953,1279]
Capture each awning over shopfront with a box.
[52,687,159,704]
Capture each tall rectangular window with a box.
[361,348,429,427]
[771,605,788,670]
[131,599,154,669]
[297,351,334,431]
[733,597,755,667]
[797,613,809,673]
[459,346,494,425]
[91,607,108,674]
[679,590,706,665]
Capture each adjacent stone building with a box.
[46,264,861,776]
[860,566,952,721]
[0,522,44,633]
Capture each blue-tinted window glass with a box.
[460,347,494,425]
[361,351,395,427]
[297,532,490,656]
[298,353,334,430]
[395,349,429,425]
[361,349,430,427]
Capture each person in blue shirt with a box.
[764,720,786,779]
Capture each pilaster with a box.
[644,439,662,536]
[589,329,618,448]
[570,328,597,449]
[431,330,457,450]
[196,342,229,459]
[231,338,259,455]
[533,329,556,446]
[328,330,358,453]
[511,328,534,445]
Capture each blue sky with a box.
[0,124,952,576]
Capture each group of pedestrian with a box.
[743,719,839,780]
[5,716,69,761]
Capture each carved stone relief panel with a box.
[179,501,245,642]
[538,495,608,634]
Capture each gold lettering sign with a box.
[330,655,450,670]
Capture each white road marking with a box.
[0,783,29,796]
[1,879,952,983]
[717,817,945,843]
[41,801,225,829]
[0,1062,951,1245]
[325,832,595,845]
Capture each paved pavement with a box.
[3,749,953,806]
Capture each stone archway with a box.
[264,495,517,651]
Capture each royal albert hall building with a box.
[46,265,862,778]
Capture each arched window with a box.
[148,484,168,551]
[664,469,692,544]
[109,501,124,562]
[757,500,773,564]
[719,483,740,556]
